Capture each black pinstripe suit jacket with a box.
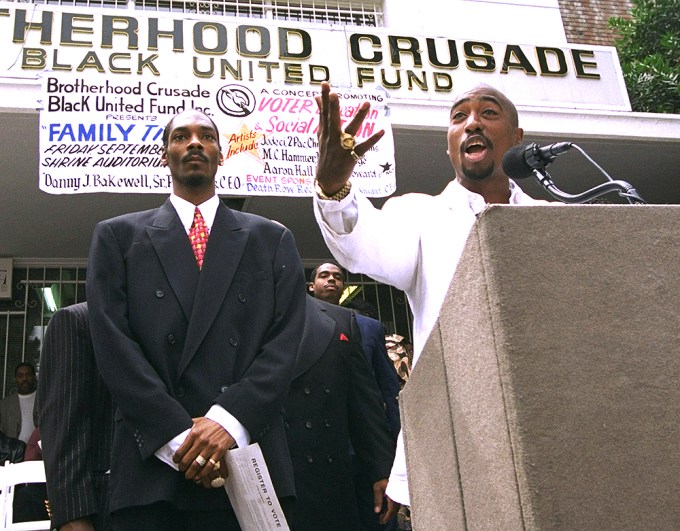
[39,302,114,530]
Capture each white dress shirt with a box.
[314,178,548,504]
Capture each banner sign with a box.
[0,2,631,196]
[1,2,630,110]
[39,73,396,196]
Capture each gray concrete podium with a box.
[400,205,680,530]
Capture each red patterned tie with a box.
[189,207,209,269]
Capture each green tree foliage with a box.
[610,0,680,113]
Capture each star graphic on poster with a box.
[380,161,393,172]
[223,124,265,161]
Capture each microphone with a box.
[502,141,646,204]
[502,142,574,179]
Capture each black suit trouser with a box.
[111,496,295,531]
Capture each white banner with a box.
[39,73,396,197]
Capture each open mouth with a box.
[464,137,489,162]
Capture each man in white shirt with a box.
[312,81,547,519]
[0,362,39,443]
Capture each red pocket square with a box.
[339,333,349,342]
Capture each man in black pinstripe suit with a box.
[39,302,115,530]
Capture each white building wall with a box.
[383,0,567,44]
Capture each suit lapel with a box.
[147,200,199,321]
[294,297,335,379]
[178,202,249,376]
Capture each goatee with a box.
[461,162,494,181]
[176,174,211,188]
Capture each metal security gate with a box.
[1,263,411,398]
[0,264,87,398]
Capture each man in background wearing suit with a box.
[309,263,401,440]
[40,302,114,530]
[308,262,401,530]
[284,293,395,530]
[0,362,39,443]
[86,110,306,530]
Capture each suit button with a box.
[229,337,238,347]
[155,290,164,298]
[306,455,313,464]
[167,334,176,344]
[303,387,311,395]
[177,386,185,398]
[220,385,229,392]
[327,456,333,463]
[238,293,246,303]
[305,421,312,429]
[324,388,331,394]
[324,420,331,428]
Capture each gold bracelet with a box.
[315,180,352,201]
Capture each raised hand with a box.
[315,81,385,196]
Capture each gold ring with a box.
[195,455,207,467]
[350,149,363,162]
[211,477,226,488]
[210,459,221,470]
[340,132,356,150]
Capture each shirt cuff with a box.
[313,186,359,235]
[153,405,251,469]
[385,430,411,506]
[206,404,251,449]
[154,428,190,470]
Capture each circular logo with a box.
[216,85,256,117]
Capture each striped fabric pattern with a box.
[39,302,114,529]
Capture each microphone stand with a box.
[532,168,647,204]
[531,143,646,205]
